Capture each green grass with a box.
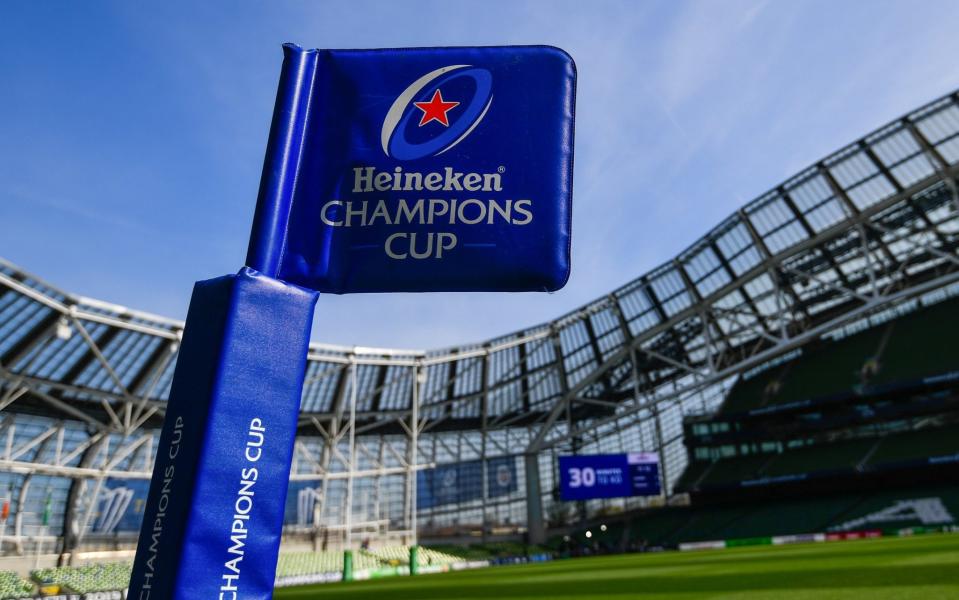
[274,534,959,599]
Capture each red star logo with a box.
[413,89,460,127]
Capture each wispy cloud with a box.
[4,0,959,348]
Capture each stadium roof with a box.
[2,88,959,458]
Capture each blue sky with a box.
[3,0,959,349]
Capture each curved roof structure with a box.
[1,88,959,539]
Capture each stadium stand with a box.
[0,571,34,599]
[365,545,463,567]
[719,297,959,416]
[31,562,131,594]
[427,544,494,561]
[2,86,959,585]
[275,551,381,579]
[677,290,959,497]
[274,545,476,581]
[761,438,877,476]
[571,290,959,553]
[562,483,959,552]
[867,425,959,466]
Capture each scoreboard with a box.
[558,453,661,501]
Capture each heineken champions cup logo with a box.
[381,65,494,160]
[319,62,538,261]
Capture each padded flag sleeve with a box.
[129,268,318,600]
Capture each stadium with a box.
[2,85,959,599]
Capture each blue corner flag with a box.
[247,44,577,293]
[129,43,576,600]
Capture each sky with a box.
[3,0,959,350]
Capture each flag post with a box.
[409,365,423,575]
[127,42,575,598]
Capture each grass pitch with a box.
[274,534,959,599]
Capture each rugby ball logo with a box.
[381,65,493,161]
